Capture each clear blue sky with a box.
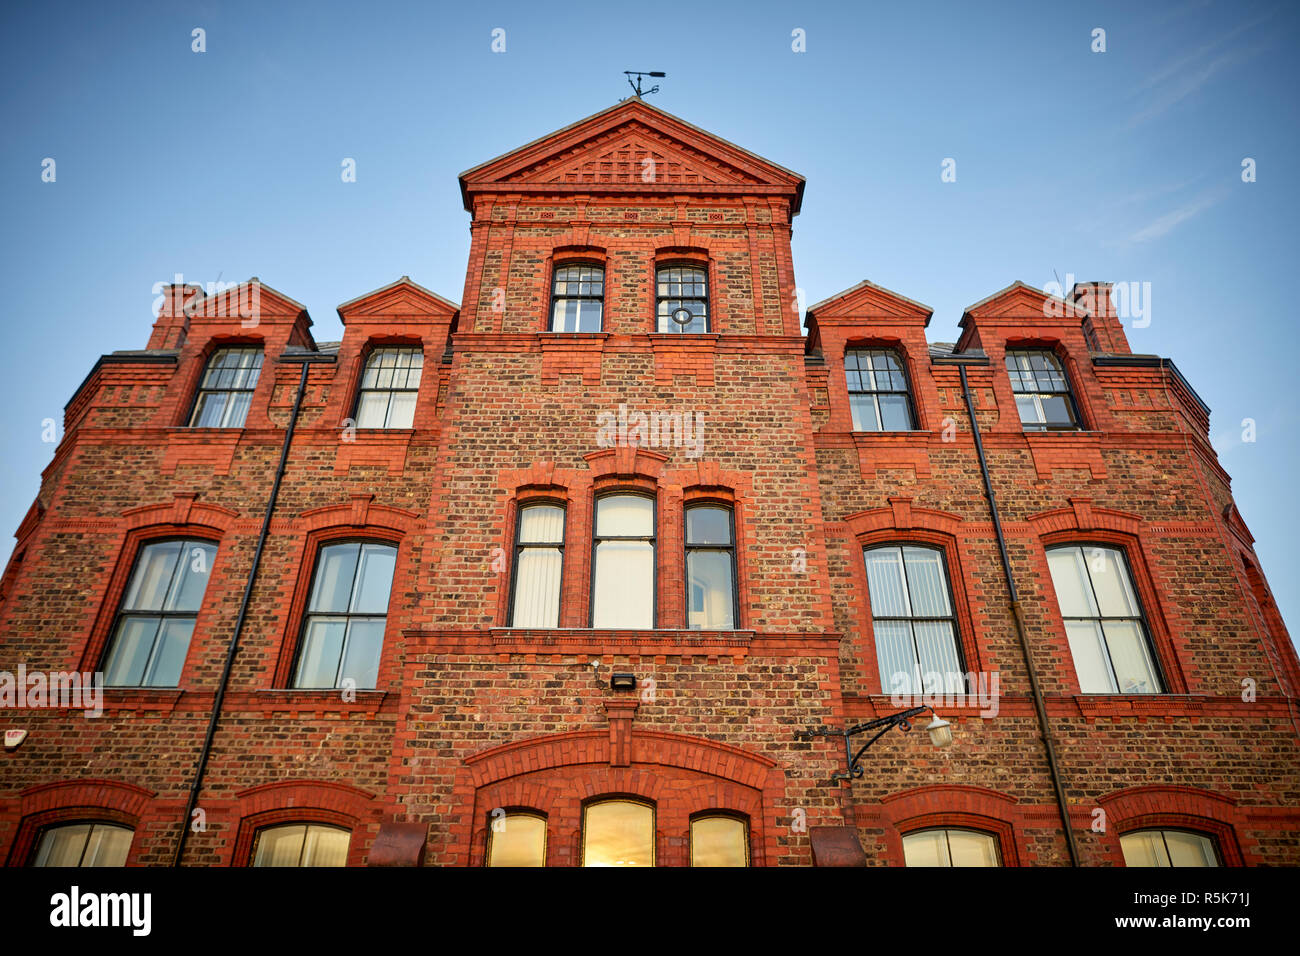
[2,1,1296,647]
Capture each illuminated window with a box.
[656,265,708,333]
[32,823,132,867]
[902,828,999,867]
[486,812,547,867]
[846,349,916,431]
[189,347,263,428]
[591,495,655,628]
[690,815,748,867]
[1046,544,1162,694]
[293,541,397,689]
[251,824,350,867]
[355,347,423,428]
[103,539,217,687]
[1120,829,1219,867]
[510,504,564,628]
[550,264,604,332]
[581,800,655,867]
[686,504,736,630]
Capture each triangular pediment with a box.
[182,278,309,321]
[337,277,459,322]
[459,99,804,210]
[807,280,934,323]
[961,281,1079,322]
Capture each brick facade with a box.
[2,98,1297,867]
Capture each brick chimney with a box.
[148,283,202,350]
[1070,281,1130,355]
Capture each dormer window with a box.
[656,265,709,333]
[355,347,423,428]
[1005,350,1080,431]
[550,264,604,332]
[189,347,263,428]
[846,349,916,431]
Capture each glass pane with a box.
[253,825,306,867]
[1163,831,1218,867]
[913,621,964,693]
[144,618,194,686]
[103,617,162,686]
[1015,395,1041,425]
[1047,548,1098,618]
[1102,620,1160,694]
[595,495,653,536]
[863,547,909,616]
[519,505,564,544]
[33,825,91,866]
[488,814,547,867]
[350,543,396,614]
[686,506,731,545]
[946,830,999,867]
[513,549,562,628]
[167,541,216,612]
[577,300,603,333]
[878,394,913,430]
[1087,548,1139,617]
[124,541,183,611]
[1066,620,1115,693]
[687,550,734,629]
[850,394,880,432]
[81,824,132,866]
[386,391,417,427]
[902,547,952,616]
[301,826,349,866]
[592,541,654,628]
[190,392,224,427]
[356,393,389,428]
[874,620,918,696]
[1039,394,1074,427]
[550,300,568,332]
[902,830,949,867]
[582,801,654,867]
[339,619,385,689]
[691,816,747,866]
[309,543,360,613]
[1120,831,1171,867]
[295,618,346,688]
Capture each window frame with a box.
[689,812,750,867]
[588,491,658,629]
[186,345,264,429]
[249,822,352,867]
[655,262,710,334]
[30,821,134,867]
[861,542,969,695]
[580,797,657,868]
[484,809,549,867]
[289,538,399,690]
[547,261,606,333]
[507,500,567,628]
[1004,347,1082,431]
[350,344,424,429]
[1119,828,1221,868]
[901,826,1002,867]
[1046,542,1166,695]
[99,537,218,688]
[684,502,738,631]
[844,347,918,432]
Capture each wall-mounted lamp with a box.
[796,706,952,782]
[610,673,637,692]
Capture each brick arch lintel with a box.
[1026,498,1144,536]
[297,495,420,533]
[583,446,669,481]
[1097,785,1244,865]
[20,778,156,819]
[843,500,963,538]
[233,779,381,821]
[122,494,240,532]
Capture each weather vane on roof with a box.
[624,71,665,98]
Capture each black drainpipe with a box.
[959,364,1081,867]
[171,357,316,866]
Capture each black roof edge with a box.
[1092,354,1210,416]
[277,352,336,364]
[63,353,177,411]
[930,353,990,366]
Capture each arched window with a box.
[1005,349,1080,430]
[690,815,749,867]
[1046,544,1162,694]
[31,822,133,867]
[189,346,263,428]
[355,346,422,428]
[102,538,217,687]
[846,349,916,431]
[902,828,1000,867]
[685,504,736,630]
[293,540,397,689]
[656,265,709,333]
[550,264,604,332]
[1120,829,1219,867]
[510,503,565,628]
[862,544,965,695]
[486,811,547,867]
[591,494,655,628]
[251,824,350,867]
[581,799,655,867]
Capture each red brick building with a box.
[2,98,1297,867]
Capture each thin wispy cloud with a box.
[1121,186,1231,244]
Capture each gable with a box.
[806,279,934,323]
